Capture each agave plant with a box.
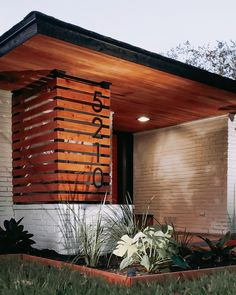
[0,217,35,254]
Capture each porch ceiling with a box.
[1,12,236,132]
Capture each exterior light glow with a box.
[137,116,150,122]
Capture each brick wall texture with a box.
[14,204,127,254]
[0,90,14,225]
[134,115,229,234]
[0,94,235,244]
[227,118,236,232]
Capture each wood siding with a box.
[12,75,111,203]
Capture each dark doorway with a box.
[112,132,133,204]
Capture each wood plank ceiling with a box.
[1,34,236,132]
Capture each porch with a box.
[1,11,236,252]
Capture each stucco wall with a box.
[0,90,14,226]
[134,115,228,234]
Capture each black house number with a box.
[92,91,104,188]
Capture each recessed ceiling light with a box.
[137,116,150,122]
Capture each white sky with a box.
[0,0,235,53]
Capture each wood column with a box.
[12,72,111,203]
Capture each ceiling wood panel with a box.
[1,34,236,132]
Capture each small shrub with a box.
[113,224,188,273]
[61,201,108,268]
[0,217,35,254]
[196,231,236,264]
[171,224,193,258]
[105,194,154,251]
[78,207,106,267]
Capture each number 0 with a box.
[93,167,104,188]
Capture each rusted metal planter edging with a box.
[2,254,236,287]
[21,254,131,286]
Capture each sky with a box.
[0,0,235,54]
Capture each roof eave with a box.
[0,12,38,56]
[1,11,236,93]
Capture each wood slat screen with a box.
[12,73,111,203]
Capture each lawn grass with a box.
[0,257,236,294]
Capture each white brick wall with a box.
[14,204,126,254]
[227,118,236,232]
[134,115,228,234]
[0,90,14,226]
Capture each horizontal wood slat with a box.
[13,142,110,158]
[56,88,110,109]
[13,152,110,167]
[56,141,110,155]
[56,120,110,136]
[50,77,110,98]
[57,131,111,146]
[13,132,110,150]
[13,157,110,176]
[12,100,57,124]
[13,173,110,185]
[55,109,110,125]
[12,90,57,114]
[12,121,58,141]
[12,87,51,107]
[14,183,109,194]
[13,193,112,203]
[12,111,56,131]
[12,74,111,203]
[13,121,110,142]
[13,163,58,176]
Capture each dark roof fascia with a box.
[1,11,236,93]
[0,13,38,56]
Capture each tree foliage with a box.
[165,40,236,80]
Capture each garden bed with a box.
[2,217,236,287]
[2,253,236,286]
[2,256,236,294]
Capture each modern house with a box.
[1,11,236,252]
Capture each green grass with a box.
[0,257,236,295]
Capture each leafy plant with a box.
[105,194,154,251]
[113,224,188,273]
[0,217,35,254]
[196,231,236,264]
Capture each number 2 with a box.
[92,117,103,138]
